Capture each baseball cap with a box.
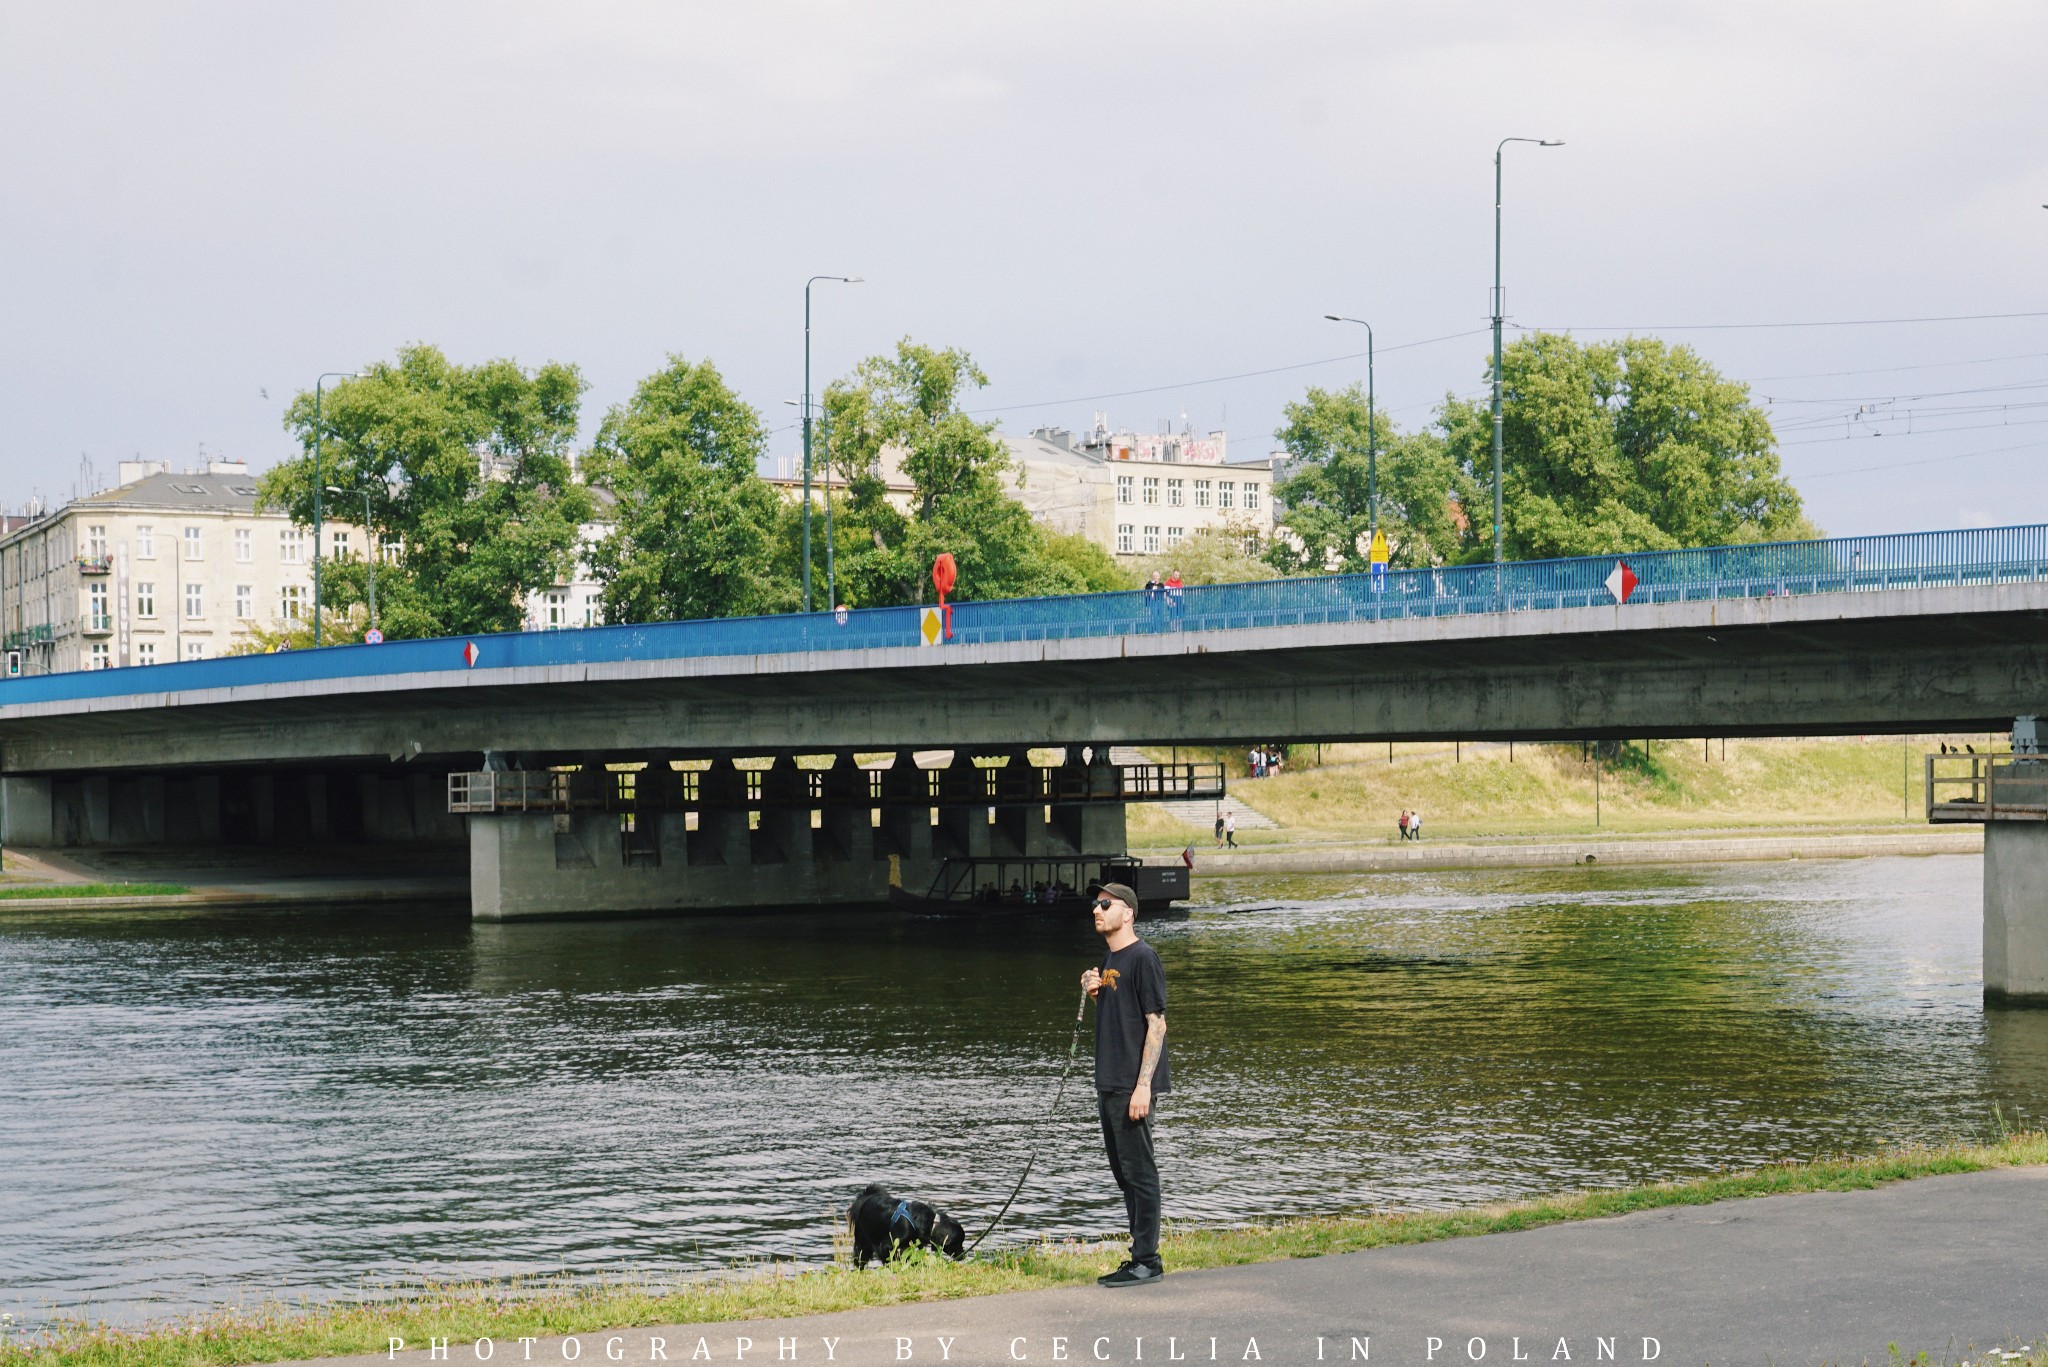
[1090,881,1140,914]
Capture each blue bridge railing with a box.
[6,523,2047,709]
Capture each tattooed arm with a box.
[1128,1012,1167,1120]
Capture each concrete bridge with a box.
[4,523,2048,1002]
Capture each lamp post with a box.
[1323,315,1377,536]
[309,370,366,646]
[326,484,379,636]
[1491,137,1562,565]
[803,274,862,613]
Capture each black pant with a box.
[1098,1090,1162,1268]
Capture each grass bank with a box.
[1130,734,1979,849]
[10,1132,2044,1367]
[0,881,189,900]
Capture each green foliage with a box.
[582,356,795,623]
[1143,527,1280,585]
[263,345,593,639]
[1439,333,1816,560]
[1037,529,1137,592]
[224,604,372,654]
[815,338,1094,607]
[1267,384,1477,572]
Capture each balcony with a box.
[3,625,51,649]
[76,556,112,576]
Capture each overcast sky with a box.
[2,2,2043,535]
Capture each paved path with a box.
[318,1168,2045,1367]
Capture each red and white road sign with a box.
[1605,560,1640,604]
[462,640,480,668]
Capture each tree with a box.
[814,338,1077,607]
[581,355,793,623]
[1144,527,1280,585]
[263,345,593,638]
[1439,333,1815,560]
[1267,384,1477,572]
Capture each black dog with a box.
[847,1183,967,1267]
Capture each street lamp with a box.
[1491,136,1562,565]
[325,484,379,637]
[310,369,367,646]
[1323,315,1378,537]
[803,274,863,613]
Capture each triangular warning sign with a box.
[1605,561,1639,604]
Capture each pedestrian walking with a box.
[1213,812,1225,848]
[1081,882,1170,1287]
[1224,810,1237,848]
[1142,572,1165,631]
[1164,569,1185,623]
[1398,809,1410,841]
[1410,809,1422,842]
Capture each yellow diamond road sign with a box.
[919,607,944,646]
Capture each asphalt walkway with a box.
[320,1167,2046,1367]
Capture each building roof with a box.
[72,470,266,513]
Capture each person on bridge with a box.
[1224,810,1237,848]
[1081,881,1170,1288]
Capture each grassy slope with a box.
[0,882,191,900]
[11,1134,2044,1367]
[1130,735,1979,848]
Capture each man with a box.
[1080,881,1169,1287]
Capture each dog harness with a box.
[889,1199,915,1241]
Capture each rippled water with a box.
[3,854,2044,1325]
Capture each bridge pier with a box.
[1984,822,2048,1006]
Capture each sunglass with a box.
[1094,898,1116,910]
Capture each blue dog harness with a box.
[889,1199,916,1242]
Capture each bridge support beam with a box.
[1984,822,2048,1006]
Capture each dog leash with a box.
[964,985,1091,1254]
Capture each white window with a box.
[583,598,598,627]
[1167,478,1184,507]
[184,583,203,619]
[1242,532,1262,556]
[136,526,155,560]
[1116,475,1133,505]
[1244,483,1261,511]
[183,526,203,560]
[280,528,304,564]
[331,530,351,560]
[1116,524,1134,554]
[89,642,109,670]
[1194,479,1213,508]
[87,582,110,631]
[544,590,568,629]
[235,585,253,619]
[380,537,401,564]
[1166,526,1185,547]
[1143,525,1161,554]
[1141,476,1159,506]
[136,582,155,619]
[1218,481,1236,510]
[86,525,107,559]
[184,642,206,661]
[235,528,253,563]
[280,585,306,621]
[136,640,157,667]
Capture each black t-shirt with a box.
[1093,938,1171,1095]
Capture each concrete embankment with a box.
[1177,827,1981,876]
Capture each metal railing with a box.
[9,522,2048,709]
[1926,753,2048,822]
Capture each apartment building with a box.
[1007,424,1275,561]
[0,460,355,674]
[762,420,1277,567]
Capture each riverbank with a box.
[1129,735,1967,847]
[0,846,467,913]
[1155,825,1981,876]
[10,1133,2042,1367]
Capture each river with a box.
[2,853,2043,1326]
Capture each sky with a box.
[1,2,2043,536]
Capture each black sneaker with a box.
[1098,1261,1164,1288]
